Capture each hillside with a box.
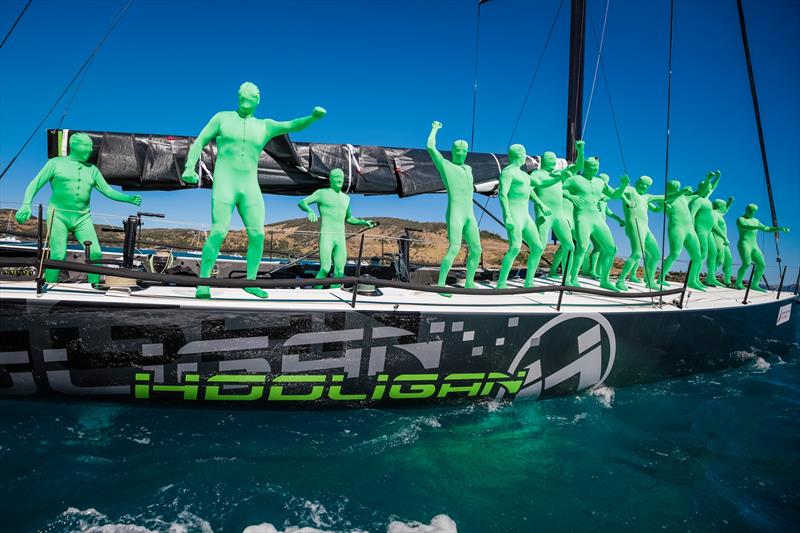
[1,208,645,275]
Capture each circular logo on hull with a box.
[496,313,616,401]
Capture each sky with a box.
[1,0,798,282]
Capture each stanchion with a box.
[351,233,365,309]
[83,241,92,264]
[678,260,692,309]
[742,264,756,304]
[556,251,571,312]
[776,265,787,300]
[794,267,800,296]
[35,204,44,294]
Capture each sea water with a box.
[1,333,798,532]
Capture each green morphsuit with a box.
[690,171,723,287]
[584,173,625,280]
[182,82,326,299]
[427,121,482,294]
[616,175,664,290]
[15,133,141,284]
[298,169,375,288]
[548,177,577,281]
[496,144,550,289]
[734,203,790,292]
[711,196,734,285]
[531,151,574,281]
[654,180,705,291]
[562,141,628,291]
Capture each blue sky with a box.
[1,0,798,281]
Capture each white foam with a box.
[241,525,331,533]
[754,357,771,370]
[59,508,212,533]
[589,386,615,408]
[731,350,757,362]
[387,515,458,533]
[241,515,457,533]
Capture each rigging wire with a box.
[56,52,94,130]
[0,0,32,50]
[470,0,483,148]
[735,0,781,267]
[588,8,627,174]
[581,0,610,138]
[506,0,566,148]
[0,0,133,181]
[657,0,675,304]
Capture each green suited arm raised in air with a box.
[426,121,482,293]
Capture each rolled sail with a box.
[46,128,539,197]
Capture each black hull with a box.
[1,293,797,408]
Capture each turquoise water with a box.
[1,343,798,532]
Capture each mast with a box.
[735,0,781,265]
[565,0,587,162]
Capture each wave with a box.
[58,507,457,533]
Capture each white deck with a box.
[1,276,795,315]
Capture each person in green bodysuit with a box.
[734,203,789,292]
[584,173,625,280]
[616,175,667,290]
[182,82,326,299]
[298,168,375,287]
[16,133,141,285]
[562,141,627,291]
[548,171,578,281]
[531,151,574,279]
[711,196,735,285]
[654,180,705,290]
[426,121,482,293]
[496,144,551,289]
[690,171,722,287]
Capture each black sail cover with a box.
[46,128,530,197]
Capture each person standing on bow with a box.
[561,140,627,291]
[734,203,789,292]
[182,82,326,299]
[583,172,625,281]
[16,132,141,285]
[496,144,551,289]
[653,180,705,291]
[711,196,735,285]
[690,171,723,287]
[298,168,375,288]
[426,121,482,295]
[529,150,574,282]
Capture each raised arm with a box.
[574,140,585,172]
[182,113,222,184]
[426,121,446,175]
[603,174,630,199]
[722,195,734,214]
[298,190,322,223]
[265,106,327,138]
[708,171,721,195]
[93,167,141,205]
